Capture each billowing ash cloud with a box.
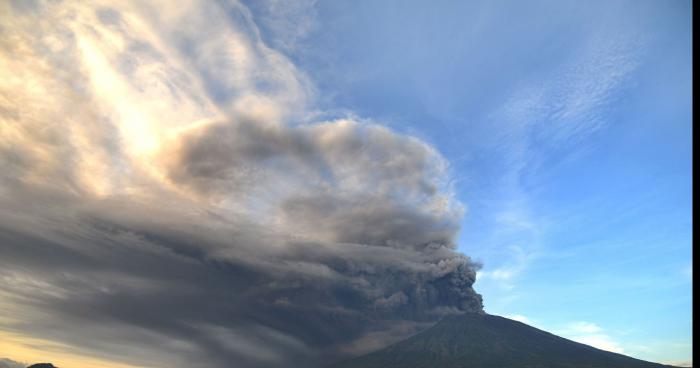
[0,1,482,367]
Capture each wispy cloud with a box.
[476,244,536,291]
[474,21,646,304]
[499,316,628,356]
[556,321,625,354]
[665,360,693,367]
[503,314,533,325]
[245,0,319,54]
[493,29,644,155]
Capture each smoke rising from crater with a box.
[0,1,482,367]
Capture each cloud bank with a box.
[0,1,481,367]
[0,358,24,368]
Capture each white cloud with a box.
[499,316,627,356]
[665,360,693,367]
[556,321,624,354]
[573,334,625,354]
[564,321,604,334]
[476,244,537,292]
[504,314,532,325]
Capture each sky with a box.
[0,0,692,367]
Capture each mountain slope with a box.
[331,313,678,368]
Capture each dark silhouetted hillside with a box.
[331,313,680,368]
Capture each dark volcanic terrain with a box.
[332,313,679,368]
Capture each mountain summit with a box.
[331,313,679,368]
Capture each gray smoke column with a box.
[0,1,482,367]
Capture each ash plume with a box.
[0,1,482,367]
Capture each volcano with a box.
[331,313,680,368]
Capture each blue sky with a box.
[248,0,692,364]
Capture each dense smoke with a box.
[0,1,482,367]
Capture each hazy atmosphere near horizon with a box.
[0,0,692,367]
